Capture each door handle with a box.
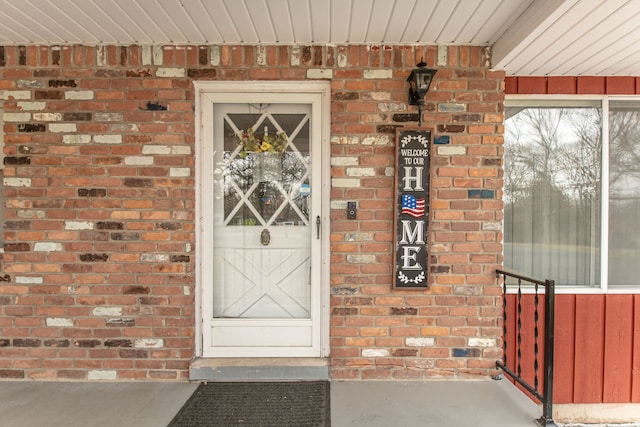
[316,216,321,240]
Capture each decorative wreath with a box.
[235,127,288,158]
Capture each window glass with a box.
[608,101,640,287]
[504,104,602,287]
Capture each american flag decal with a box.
[401,194,425,218]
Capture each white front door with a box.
[197,82,329,358]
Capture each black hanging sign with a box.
[394,128,432,289]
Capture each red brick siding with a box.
[0,44,504,381]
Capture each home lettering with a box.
[394,129,431,288]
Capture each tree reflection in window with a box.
[505,101,640,288]
[504,106,601,287]
[221,112,311,227]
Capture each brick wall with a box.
[0,44,505,381]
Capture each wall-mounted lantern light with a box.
[407,61,437,126]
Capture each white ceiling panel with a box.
[505,0,606,75]
[288,0,313,44]
[424,0,458,43]
[267,0,295,44]
[200,0,238,43]
[471,0,531,44]
[435,0,479,43]
[122,1,172,44]
[382,0,415,43]
[347,0,374,43]
[225,0,260,44]
[330,0,351,43]
[401,0,438,43]
[364,0,396,43]
[92,0,144,44]
[183,1,223,43]
[541,3,640,76]
[0,0,637,75]
[59,0,114,44]
[13,1,76,43]
[310,0,331,43]
[0,0,57,43]
[155,0,203,43]
[455,0,498,43]
[243,1,277,44]
[493,0,640,76]
[591,41,640,76]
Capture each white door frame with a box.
[194,81,331,358]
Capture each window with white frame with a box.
[504,97,640,291]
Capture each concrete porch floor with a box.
[0,378,543,427]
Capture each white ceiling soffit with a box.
[0,0,530,45]
[492,0,640,76]
[0,0,636,76]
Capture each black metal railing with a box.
[495,269,556,427]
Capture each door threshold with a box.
[189,357,329,382]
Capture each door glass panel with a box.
[222,113,310,227]
[212,104,312,319]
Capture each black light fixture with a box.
[407,60,437,126]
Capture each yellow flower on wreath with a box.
[235,127,288,158]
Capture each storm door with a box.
[198,85,327,358]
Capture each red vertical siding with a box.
[632,296,640,402]
[554,294,576,403]
[603,296,633,402]
[573,295,605,403]
[506,294,640,404]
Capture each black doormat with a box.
[168,381,330,427]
